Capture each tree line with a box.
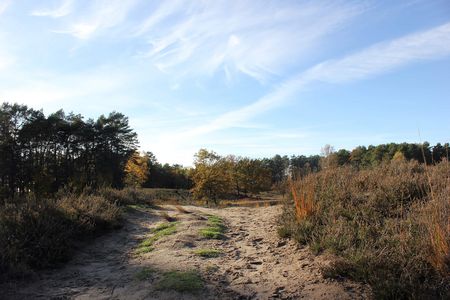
[2,102,447,202]
[0,103,138,198]
[320,142,449,169]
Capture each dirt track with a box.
[2,205,371,299]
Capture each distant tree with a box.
[143,152,192,189]
[289,155,320,178]
[320,144,338,169]
[124,152,149,187]
[335,149,351,165]
[321,144,335,157]
[228,157,271,196]
[190,149,231,204]
[263,154,289,184]
[392,150,406,161]
[350,146,367,168]
[432,143,449,163]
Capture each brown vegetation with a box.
[279,160,450,298]
[0,187,161,280]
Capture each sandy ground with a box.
[1,205,371,299]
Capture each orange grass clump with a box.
[429,223,449,274]
[290,181,315,221]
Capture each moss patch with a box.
[156,270,203,293]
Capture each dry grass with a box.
[290,179,315,221]
[279,160,450,299]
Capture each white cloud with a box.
[54,0,138,39]
[0,0,11,15]
[180,21,450,138]
[304,22,450,83]
[136,0,364,82]
[31,0,73,18]
[0,67,132,110]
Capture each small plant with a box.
[135,222,178,254]
[134,267,154,281]
[193,249,221,258]
[155,270,203,293]
[199,215,226,239]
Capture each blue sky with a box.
[0,0,449,165]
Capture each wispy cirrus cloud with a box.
[0,0,11,15]
[136,0,365,82]
[31,0,73,18]
[181,21,450,137]
[52,0,138,39]
[0,66,134,112]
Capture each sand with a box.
[1,205,371,299]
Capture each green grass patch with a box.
[135,222,178,253]
[198,215,226,239]
[193,248,222,258]
[134,267,154,281]
[156,270,203,293]
[153,221,178,232]
[199,228,225,239]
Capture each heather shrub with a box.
[0,193,122,279]
[279,160,449,299]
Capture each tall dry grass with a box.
[279,160,449,299]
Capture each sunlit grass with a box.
[193,248,222,258]
[135,222,178,253]
[199,215,226,239]
[155,270,203,293]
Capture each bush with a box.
[0,193,122,279]
[279,160,450,299]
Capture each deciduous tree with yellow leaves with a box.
[124,152,149,187]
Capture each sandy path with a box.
[1,205,370,299]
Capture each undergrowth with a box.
[279,160,450,299]
[0,187,156,279]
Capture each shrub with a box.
[99,187,151,206]
[0,193,122,279]
[279,160,449,298]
